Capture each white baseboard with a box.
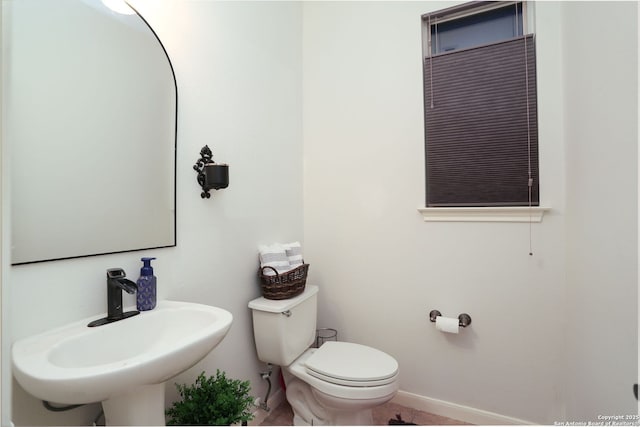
[392,390,536,425]
[248,387,285,426]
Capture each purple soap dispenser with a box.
[136,257,157,311]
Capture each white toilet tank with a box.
[248,285,318,366]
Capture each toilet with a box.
[248,285,399,426]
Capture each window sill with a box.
[418,206,551,223]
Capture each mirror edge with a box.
[10,2,178,266]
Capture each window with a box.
[422,1,539,208]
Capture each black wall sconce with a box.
[193,145,229,199]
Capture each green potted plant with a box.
[166,370,255,425]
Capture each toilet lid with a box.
[305,341,398,387]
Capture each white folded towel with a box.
[259,244,291,276]
[283,241,304,268]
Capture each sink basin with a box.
[12,300,233,425]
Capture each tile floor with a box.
[259,400,471,426]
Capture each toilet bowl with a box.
[285,343,399,425]
[248,285,399,425]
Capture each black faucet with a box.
[88,268,140,327]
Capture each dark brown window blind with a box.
[424,35,539,207]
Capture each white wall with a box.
[0,2,11,425]
[303,1,636,425]
[563,1,638,421]
[5,1,302,425]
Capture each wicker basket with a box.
[259,264,309,300]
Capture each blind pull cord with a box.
[524,34,533,256]
[515,3,520,36]
[429,16,435,109]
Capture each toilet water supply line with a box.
[259,364,273,411]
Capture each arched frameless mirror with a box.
[6,0,177,265]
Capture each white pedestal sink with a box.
[12,300,233,426]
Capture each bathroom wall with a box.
[1,3,11,425]
[562,1,638,421]
[303,1,636,425]
[4,1,302,425]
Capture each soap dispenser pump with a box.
[136,257,157,311]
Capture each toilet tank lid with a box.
[248,285,318,313]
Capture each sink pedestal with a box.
[102,383,165,426]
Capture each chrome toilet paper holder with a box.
[429,310,472,328]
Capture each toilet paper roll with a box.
[435,316,459,334]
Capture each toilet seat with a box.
[286,347,400,401]
[305,341,398,387]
